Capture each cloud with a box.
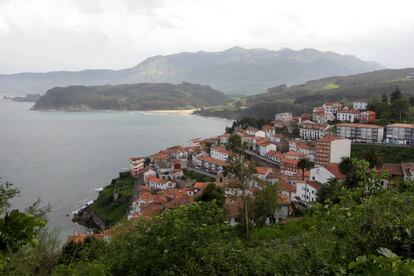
[0,0,413,73]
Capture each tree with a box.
[226,133,243,153]
[297,158,314,181]
[381,94,388,103]
[363,147,383,169]
[251,185,279,226]
[317,178,344,204]
[196,183,225,208]
[390,86,403,103]
[339,157,354,175]
[390,98,410,121]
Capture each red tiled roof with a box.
[307,180,322,190]
[382,163,404,176]
[193,182,208,190]
[285,151,305,157]
[324,163,346,179]
[256,167,268,175]
[387,123,414,128]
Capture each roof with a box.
[256,167,269,175]
[278,194,290,205]
[285,151,305,157]
[337,109,360,114]
[301,122,329,131]
[146,175,167,184]
[281,157,299,165]
[279,182,296,193]
[382,163,404,176]
[198,155,228,167]
[267,150,284,159]
[316,136,345,142]
[262,124,274,131]
[324,164,346,179]
[211,145,232,156]
[193,182,208,190]
[336,123,383,129]
[307,181,322,190]
[387,123,414,129]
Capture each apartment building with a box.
[336,123,384,143]
[315,136,351,166]
[336,109,360,123]
[385,123,414,145]
[353,100,368,111]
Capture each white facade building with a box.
[353,101,368,111]
[275,112,293,121]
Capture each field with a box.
[351,144,414,163]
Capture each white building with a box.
[256,140,277,156]
[353,100,368,111]
[147,176,176,190]
[300,122,331,140]
[336,109,360,123]
[315,136,351,166]
[312,110,335,124]
[322,102,343,114]
[210,146,231,161]
[336,123,384,143]
[275,112,293,121]
[309,164,345,184]
[129,157,145,177]
[385,124,414,145]
[262,124,276,137]
[295,181,320,203]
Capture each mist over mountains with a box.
[0,47,384,95]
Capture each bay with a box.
[0,100,229,239]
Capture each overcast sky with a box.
[1,0,414,74]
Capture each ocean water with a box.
[0,100,229,239]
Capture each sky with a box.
[1,0,414,74]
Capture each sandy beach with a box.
[144,109,196,115]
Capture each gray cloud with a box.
[0,0,413,73]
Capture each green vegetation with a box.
[5,157,414,274]
[195,183,225,208]
[34,82,227,111]
[91,175,134,227]
[183,169,215,182]
[197,68,414,119]
[351,144,414,163]
[322,82,339,90]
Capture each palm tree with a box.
[363,147,383,169]
[297,158,314,181]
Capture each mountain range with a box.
[0,47,384,95]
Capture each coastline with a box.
[142,109,196,115]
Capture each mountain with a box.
[196,68,414,119]
[33,82,226,111]
[0,47,384,95]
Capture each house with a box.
[193,182,208,192]
[210,145,232,161]
[315,136,351,166]
[275,112,293,121]
[262,124,276,137]
[382,163,414,181]
[245,127,260,136]
[255,166,273,180]
[309,163,345,184]
[143,168,157,183]
[353,100,368,111]
[219,133,231,144]
[129,157,145,177]
[322,102,343,114]
[300,122,331,140]
[295,181,321,203]
[256,140,277,156]
[147,176,176,190]
[285,151,305,160]
[266,150,284,163]
[336,123,384,143]
[385,124,414,145]
[360,111,376,123]
[268,134,284,143]
[312,110,335,124]
[154,160,176,180]
[266,172,282,184]
[279,181,296,199]
[336,109,360,123]
[197,155,227,174]
[280,157,299,176]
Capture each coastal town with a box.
[68,98,414,244]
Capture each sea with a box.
[0,100,230,240]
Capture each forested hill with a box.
[196,68,414,119]
[33,82,226,111]
[0,47,383,95]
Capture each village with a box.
[124,100,414,225]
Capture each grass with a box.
[351,144,414,163]
[322,82,340,90]
[91,174,135,226]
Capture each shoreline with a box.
[142,109,196,115]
